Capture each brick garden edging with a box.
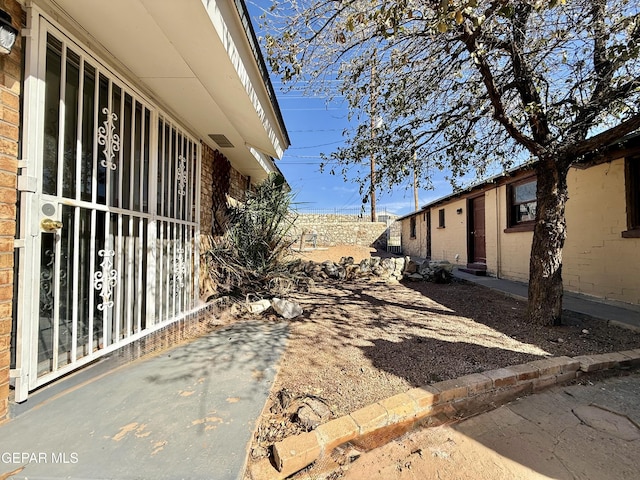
[250,350,640,479]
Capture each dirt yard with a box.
[247,245,640,477]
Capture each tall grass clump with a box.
[203,173,301,300]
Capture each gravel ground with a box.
[246,245,640,475]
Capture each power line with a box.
[280,107,342,111]
[288,140,344,149]
[289,128,344,132]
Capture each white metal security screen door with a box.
[15,20,200,399]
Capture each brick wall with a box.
[0,0,22,421]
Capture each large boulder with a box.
[429,260,453,272]
[418,260,453,283]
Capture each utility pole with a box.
[413,149,419,211]
[369,52,377,222]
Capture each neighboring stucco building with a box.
[1,0,290,420]
[400,135,640,307]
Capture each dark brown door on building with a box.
[471,196,486,263]
[426,209,432,259]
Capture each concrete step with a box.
[466,262,487,271]
[459,262,487,276]
[459,267,487,276]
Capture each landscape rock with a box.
[358,259,371,275]
[429,260,453,272]
[381,258,394,271]
[322,261,347,280]
[416,260,453,283]
[418,261,432,276]
[339,256,355,266]
[251,446,269,459]
[430,267,453,284]
[394,257,407,272]
[295,397,332,430]
[247,299,271,314]
[404,260,418,274]
[272,297,304,319]
[345,264,360,280]
[287,255,451,285]
[406,273,424,282]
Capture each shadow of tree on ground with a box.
[274,278,640,416]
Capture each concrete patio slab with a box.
[0,319,288,480]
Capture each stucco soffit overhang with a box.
[39,0,288,182]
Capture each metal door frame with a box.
[12,6,201,402]
[467,194,487,264]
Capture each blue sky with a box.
[249,3,456,217]
[272,81,456,216]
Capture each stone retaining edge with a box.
[257,350,640,479]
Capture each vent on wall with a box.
[208,134,234,148]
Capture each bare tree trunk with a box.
[527,158,570,326]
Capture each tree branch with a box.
[572,113,640,158]
[508,2,552,143]
[460,25,542,156]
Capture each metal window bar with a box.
[135,216,143,333]
[113,212,122,342]
[48,38,68,372]
[70,52,85,364]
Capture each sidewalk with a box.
[0,320,288,480]
[344,370,640,480]
[453,268,640,331]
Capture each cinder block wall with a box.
[0,0,22,421]
[563,159,640,304]
[430,198,467,263]
[400,212,427,258]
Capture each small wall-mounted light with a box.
[456,208,463,215]
[0,10,17,55]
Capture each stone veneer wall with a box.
[229,167,249,203]
[0,0,22,422]
[199,143,249,236]
[291,214,393,248]
[199,143,216,236]
[199,143,250,300]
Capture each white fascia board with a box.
[201,0,286,159]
